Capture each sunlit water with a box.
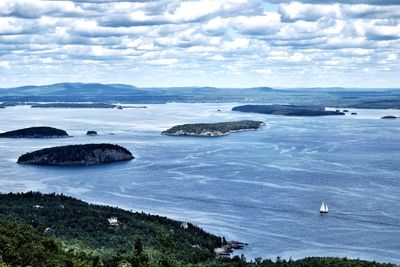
[0,104,399,263]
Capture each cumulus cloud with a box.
[0,0,83,18]
[268,0,400,5]
[279,2,400,21]
[0,0,399,88]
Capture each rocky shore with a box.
[214,241,248,258]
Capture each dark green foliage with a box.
[0,217,93,267]
[162,120,265,136]
[17,143,134,166]
[0,126,68,138]
[0,192,220,264]
[232,105,345,116]
[0,192,397,267]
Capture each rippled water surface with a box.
[0,104,399,263]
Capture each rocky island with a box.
[162,120,265,137]
[381,116,398,119]
[86,130,98,135]
[232,105,345,116]
[17,143,133,166]
[0,126,68,138]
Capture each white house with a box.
[180,222,188,230]
[108,216,118,225]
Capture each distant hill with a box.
[0,83,168,103]
[0,83,279,104]
[0,82,399,108]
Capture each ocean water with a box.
[0,103,399,263]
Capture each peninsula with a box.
[0,126,68,138]
[17,143,133,166]
[232,105,345,116]
[162,120,265,136]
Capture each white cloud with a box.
[288,52,312,62]
[255,68,273,74]
[222,38,250,51]
[210,55,226,61]
[0,61,11,68]
[387,53,397,61]
[146,58,178,65]
[0,0,399,88]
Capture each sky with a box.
[0,0,399,88]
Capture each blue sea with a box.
[0,103,399,263]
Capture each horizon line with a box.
[1,82,399,91]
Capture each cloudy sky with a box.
[0,0,399,88]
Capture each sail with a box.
[325,204,328,212]
[320,202,325,212]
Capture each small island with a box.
[31,103,116,108]
[17,143,133,166]
[162,120,265,137]
[0,126,68,138]
[86,130,98,136]
[381,116,398,119]
[232,105,345,116]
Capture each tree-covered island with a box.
[0,126,69,138]
[17,144,133,166]
[162,120,266,137]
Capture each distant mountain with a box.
[0,83,279,103]
[0,83,167,103]
[0,82,399,108]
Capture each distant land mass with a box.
[381,116,399,119]
[31,103,116,108]
[0,82,400,109]
[162,120,266,136]
[17,143,133,166]
[232,105,345,116]
[0,126,68,138]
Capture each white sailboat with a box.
[320,202,329,214]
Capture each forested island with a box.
[17,144,133,166]
[0,126,69,138]
[232,105,345,116]
[0,192,396,267]
[162,120,265,137]
[86,130,98,135]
